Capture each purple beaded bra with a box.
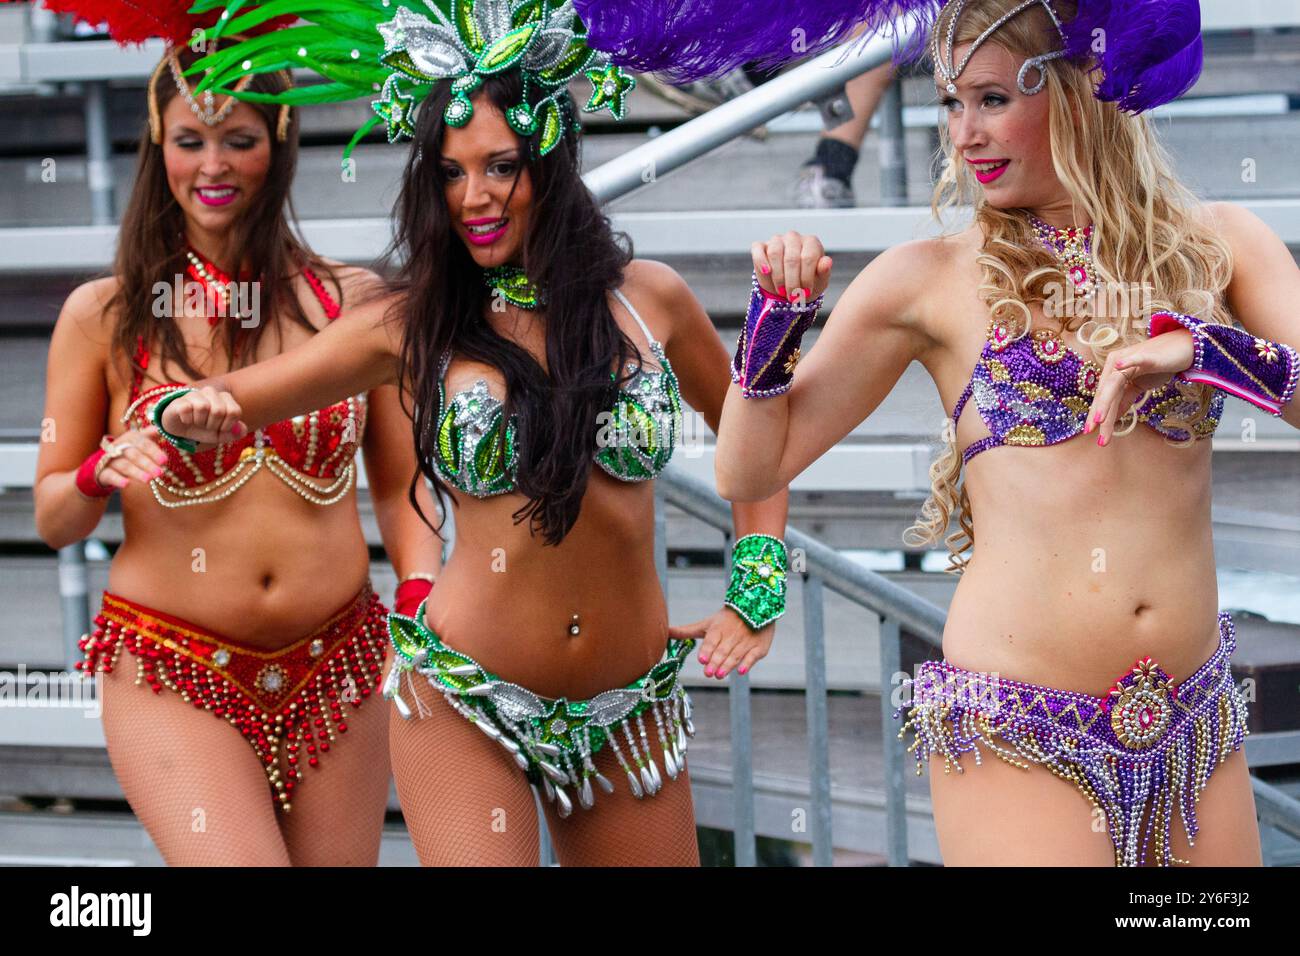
[952,217,1224,464]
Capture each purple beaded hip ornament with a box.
[895,613,1249,866]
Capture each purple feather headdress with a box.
[1060,0,1203,113]
[573,0,1204,114]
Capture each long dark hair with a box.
[392,71,635,547]
[109,42,338,383]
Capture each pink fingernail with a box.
[777,286,786,296]
[738,664,748,675]
[232,423,245,438]
[717,669,728,678]
[152,468,164,478]
[1115,360,1124,369]
[1097,435,1107,447]
[760,264,771,275]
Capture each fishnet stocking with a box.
[389,668,700,867]
[98,653,391,866]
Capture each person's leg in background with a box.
[795,61,897,208]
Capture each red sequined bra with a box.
[121,270,368,507]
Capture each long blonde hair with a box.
[903,0,1235,573]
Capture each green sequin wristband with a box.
[149,387,198,453]
[724,533,789,630]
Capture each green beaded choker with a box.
[484,265,544,311]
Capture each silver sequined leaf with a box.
[523,28,576,70]
[489,681,546,721]
[385,8,470,78]
[585,688,642,727]
[543,0,578,31]
[473,0,513,44]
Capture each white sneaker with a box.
[794,165,855,208]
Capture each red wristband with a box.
[75,449,113,498]
[394,578,433,618]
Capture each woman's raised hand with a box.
[160,386,248,446]
[1085,327,1196,446]
[95,427,169,489]
[751,231,833,304]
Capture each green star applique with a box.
[735,540,787,597]
[584,63,636,120]
[372,78,416,142]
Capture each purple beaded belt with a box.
[895,613,1248,866]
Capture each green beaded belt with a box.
[383,602,696,817]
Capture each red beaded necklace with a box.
[184,246,250,326]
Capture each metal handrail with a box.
[656,464,945,866]
[584,31,907,203]
[655,465,1300,866]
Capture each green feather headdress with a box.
[186,0,637,158]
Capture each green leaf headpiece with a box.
[187,0,637,159]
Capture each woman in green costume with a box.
[155,0,792,865]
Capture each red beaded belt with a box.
[78,584,389,812]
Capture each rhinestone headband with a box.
[934,0,1069,96]
[148,45,288,145]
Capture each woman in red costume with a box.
[33,3,441,865]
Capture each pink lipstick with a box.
[967,158,1010,184]
[196,185,238,206]
[464,216,509,246]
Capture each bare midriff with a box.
[425,468,669,702]
[927,228,1222,694]
[103,324,371,651]
[943,429,1219,693]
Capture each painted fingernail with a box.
[777,285,786,296]
[717,669,728,678]
[760,264,771,275]
[802,288,811,298]
[738,665,748,675]
[152,468,164,478]
[1115,360,1125,368]
[703,668,714,677]
[1097,435,1107,447]
[231,423,245,438]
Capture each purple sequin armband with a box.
[730,273,823,399]
[1149,311,1299,416]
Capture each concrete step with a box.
[8,104,1300,230]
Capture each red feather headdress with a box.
[40,1,294,142]
[41,0,294,44]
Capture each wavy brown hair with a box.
[903,0,1235,572]
[389,72,636,547]
[109,42,338,385]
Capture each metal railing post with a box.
[57,542,91,669]
[724,530,758,866]
[83,80,115,225]
[878,615,909,866]
[878,76,908,206]
[802,573,834,866]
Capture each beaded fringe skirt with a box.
[895,613,1249,866]
[384,602,696,818]
[78,584,389,812]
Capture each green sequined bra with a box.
[432,290,683,498]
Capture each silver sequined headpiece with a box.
[934,0,1069,96]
